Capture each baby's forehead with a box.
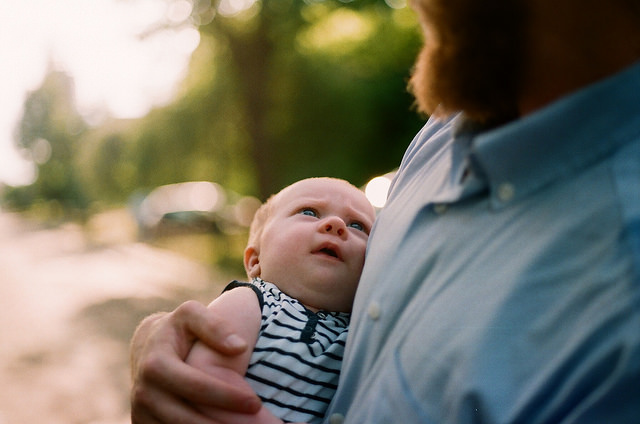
[275,179,374,216]
[279,179,357,202]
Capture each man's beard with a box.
[408,0,525,125]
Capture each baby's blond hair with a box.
[247,192,277,248]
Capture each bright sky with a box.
[0,0,201,186]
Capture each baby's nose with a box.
[322,217,346,237]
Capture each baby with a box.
[186,177,376,424]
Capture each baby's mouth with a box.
[314,243,342,261]
[319,247,338,258]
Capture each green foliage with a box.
[271,4,424,189]
[9,0,425,213]
[9,70,89,219]
[182,0,426,197]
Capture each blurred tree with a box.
[190,0,425,198]
[76,120,140,204]
[119,0,425,200]
[13,0,425,213]
[9,68,89,218]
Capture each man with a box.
[130,0,640,422]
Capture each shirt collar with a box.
[466,60,640,209]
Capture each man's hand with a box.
[130,300,262,423]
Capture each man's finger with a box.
[173,300,249,356]
[169,362,261,412]
[131,384,216,424]
[138,328,261,413]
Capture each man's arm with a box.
[130,299,262,424]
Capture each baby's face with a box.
[250,178,375,312]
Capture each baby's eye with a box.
[348,222,366,232]
[299,208,318,217]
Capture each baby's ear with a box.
[244,245,261,278]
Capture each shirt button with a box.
[497,183,515,202]
[367,302,381,320]
[433,203,448,214]
[329,413,345,424]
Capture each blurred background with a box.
[0,0,424,422]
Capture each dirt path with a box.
[0,212,236,424]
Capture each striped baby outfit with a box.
[223,278,350,423]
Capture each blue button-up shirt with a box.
[326,61,640,423]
